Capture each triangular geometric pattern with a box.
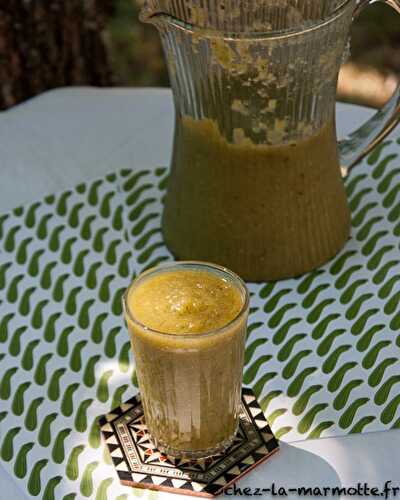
[99,388,279,497]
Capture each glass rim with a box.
[122,260,250,340]
[144,0,353,40]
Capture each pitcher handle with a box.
[339,0,400,176]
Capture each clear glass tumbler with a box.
[123,261,249,459]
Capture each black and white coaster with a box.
[99,388,279,497]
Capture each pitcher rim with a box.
[141,0,354,39]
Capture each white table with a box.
[1,87,399,499]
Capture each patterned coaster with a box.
[99,388,279,497]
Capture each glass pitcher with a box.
[141,0,400,282]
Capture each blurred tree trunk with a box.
[0,0,114,110]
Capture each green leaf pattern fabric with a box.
[0,134,399,499]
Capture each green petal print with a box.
[297,404,328,434]
[24,397,44,430]
[88,180,103,206]
[44,312,62,342]
[111,385,128,410]
[56,191,72,216]
[111,287,125,315]
[4,225,21,252]
[14,442,34,478]
[1,427,21,461]
[83,355,101,387]
[375,376,400,406]
[95,478,114,500]
[339,398,369,429]
[34,353,53,385]
[99,275,115,303]
[333,380,363,411]
[28,249,45,276]
[91,313,108,344]
[362,341,391,369]
[260,390,283,412]
[21,339,40,370]
[97,370,113,403]
[287,367,317,398]
[49,224,65,251]
[131,212,158,235]
[16,237,33,264]
[52,273,70,302]
[350,416,375,434]
[307,299,335,324]
[24,201,41,227]
[86,262,102,289]
[68,202,84,228]
[61,383,80,417]
[368,358,397,387]
[268,303,296,328]
[267,408,287,427]
[36,213,53,240]
[42,476,62,500]
[27,459,48,495]
[52,428,72,464]
[31,299,49,329]
[351,309,379,335]
[293,385,323,416]
[253,372,277,398]
[80,461,99,497]
[118,342,131,373]
[264,289,291,313]
[73,249,90,277]
[80,215,97,240]
[70,340,88,372]
[297,269,324,293]
[104,326,122,358]
[308,421,334,439]
[367,245,394,271]
[75,398,94,433]
[112,205,124,231]
[89,416,101,449]
[99,192,115,218]
[12,381,31,415]
[40,261,57,289]
[243,355,272,385]
[245,338,268,365]
[9,326,27,356]
[0,262,12,290]
[329,250,357,275]
[66,445,85,481]
[0,367,18,399]
[274,426,293,440]
[272,318,302,345]
[118,251,132,278]
[56,326,75,357]
[134,228,161,250]
[302,284,330,309]
[65,286,82,315]
[6,274,24,303]
[38,413,58,447]
[381,395,400,424]
[282,350,311,380]
[352,202,377,227]
[346,174,367,197]
[0,313,14,342]
[322,345,351,374]
[317,329,345,357]
[356,325,385,352]
[328,361,358,392]
[61,237,78,264]
[93,227,109,253]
